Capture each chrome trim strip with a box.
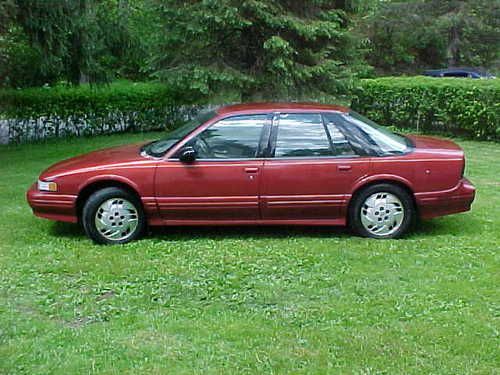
[157,202,257,208]
[266,200,344,206]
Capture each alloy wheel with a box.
[360,192,405,236]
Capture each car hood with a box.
[407,134,463,156]
[40,143,149,179]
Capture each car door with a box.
[155,114,270,222]
[261,112,369,220]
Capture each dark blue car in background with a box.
[423,67,495,79]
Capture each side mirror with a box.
[179,146,197,163]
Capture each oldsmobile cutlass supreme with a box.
[27,103,475,244]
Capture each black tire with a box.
[82,187,146,245]
[349,183,415,239]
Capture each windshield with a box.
[343,111,409,154]
[142,111,216,157]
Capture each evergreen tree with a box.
[13,0,94,84]
[0,0,15,34]
[152,0,370,100]
[5,0,145,86]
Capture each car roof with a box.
[217,102,350,116]
[424,67,491,76]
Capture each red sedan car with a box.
[27,103,475,244]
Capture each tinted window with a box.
[323,113,377,156]
[274,113,331,157]
[346,111,408,153]
[325,122,356,156]
[324,112,409,156]
[189,115,266,159]
[443,72,469,78]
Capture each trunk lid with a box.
[407,135,462,152]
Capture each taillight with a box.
[461,157,465,177]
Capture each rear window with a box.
[324,112,410,156]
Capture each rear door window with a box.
[274,113,332,157]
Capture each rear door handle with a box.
[338,165,352,171]
[245,167,259,173]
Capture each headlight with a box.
[37,180,58,192]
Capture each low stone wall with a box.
[0,120,8,144]
[0,105,214,144]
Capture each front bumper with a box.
[416,178,476,219]
[26,183,78,223]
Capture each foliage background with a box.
[0,0,499,143]
[1,0,498,92]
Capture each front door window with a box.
[188,115,267,159]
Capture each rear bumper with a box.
[26,183,78,223]
[416,178,476,219]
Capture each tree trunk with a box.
[79,72,89,84]
[69,0,88,85]
[446,2,466,67]
[447,23,461,67]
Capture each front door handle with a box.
[244,167,259,173]
[338,165,352,171]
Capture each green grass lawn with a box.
[0,133,499,374]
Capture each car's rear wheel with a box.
[82,187,146,244]
[349,183,415,239]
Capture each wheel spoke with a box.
[95,216,109,230]
[108,229,122,239]
[364,195,377,208]
[386,195,401,206]
[392,210,403,218]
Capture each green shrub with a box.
[0,81,203,143]
[2,77,499,144]
[352,77,500,140]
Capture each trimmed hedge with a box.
[0,81,202,143]
[1,77,499,143]
[352,77,500,140]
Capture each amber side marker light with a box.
[37,180,58,192]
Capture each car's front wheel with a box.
[349,183,415,239]
[82,187,146,244]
